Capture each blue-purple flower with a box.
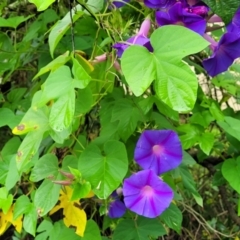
[202,33,240,77]
[156,2,206,35]
[134,130,183,175]
[113,18,153,57]
[107,190,126,218]
[111,0,130,8]
[123,169,173,218]
[108,199,126,218]
[227,7,240,37]
[144,0,177,9]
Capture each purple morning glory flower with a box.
[108,199,126,218]
[144,0,177,9]
[108,190,126,218]
[156,2,206,35]
[111,0,130,8]
[227,7,240,37]
[123,169,173,218]
[113,18,153,57]
[134,130,183,175]
[202,32,240,77]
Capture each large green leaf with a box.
[79,140,128,198]
[202,0,240,24]
[121,25,209,111]
[222,157,240,193]
[30,154,59,182]
[113,217,166,240]
[48,5,84,57]
[34,179,61,216]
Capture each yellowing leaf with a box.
[50,187,87,236]
[0,205,22,235]
[12,123,39,135]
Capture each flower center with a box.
[141,185,154,197]
[152,145,163,155]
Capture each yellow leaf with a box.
[0,206,22,235]
[12,123,39,135]
[50,187,87,236]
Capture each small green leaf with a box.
[0,108,20,129]
[23,204,38,236]
[16,130,43,171]
[177,165,203,206]
[82,0,104,13]
[34,179,61,216]
[111,98,142,141]
[79,140,128,198]
[217,116,240,141]
[33,51,70,80]
[72,58,92,89]
[49,5,84,57]
[122,46,155,96]
[49,89,75,131]
[30,154,59,182]
[75,87,93,116]
[198,132,214,155]
[13,195,31,220]
[28,0,57,11]
[202,0,240,24]
[222,157,240,193]
[160,203,182,234]
[71,182,91,200]
[5,155,20,190]
[0,15,33,28]
[209,102,224,121]
[0,187,13,214]
[39,66,73,106]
